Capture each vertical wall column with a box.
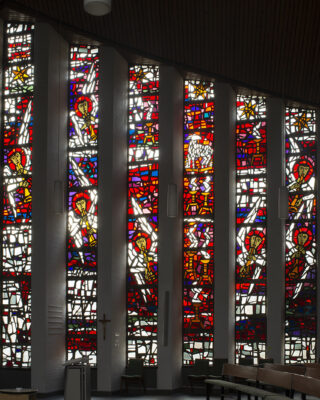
[97,47,127,392]
[157,66,183,389]
[266,98,285,363]
[32,23,68,392]
[214,82,236,362]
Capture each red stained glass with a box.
[235,95,267,364]
[127,66,159,365]
[1,23,34,368]
[183,80,214,365]
[285,108,317,364]
[67,45,99,365]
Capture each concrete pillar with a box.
[32,23,68,392]
[214,82,236,362]
[97,47,128,392]
[266,98,285,363]
[157,66,183,390]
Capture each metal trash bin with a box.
[64,356,91,400]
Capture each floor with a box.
[40,395,213,400]
[37,393,319,400]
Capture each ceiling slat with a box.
[4,0,320,105]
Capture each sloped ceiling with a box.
[1,0,320,106]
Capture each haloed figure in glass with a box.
[4,148,32,217]
[69,191,97,248]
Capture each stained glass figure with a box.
[128,65,159,365]
[285,108,317,364]
[183,80,214,365]
[67,45,99,365]
[235,96,267,364]
[1,23,34,368]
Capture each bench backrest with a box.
[292,373,320,397]
[192,359,210,374]
[259,358,274,366]
[304,363,320,368]
[257,368,292,390]
[305,366,320,379]
[222,364,258,380]
[263,363,305,375]
[126,358,144,375]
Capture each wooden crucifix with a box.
[98,313,111,340]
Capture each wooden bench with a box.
[205,364,280,400]
[223,363,258,381]
[304,366,320,379]
[206,377,292,400]
[257,368,293,398]
[292,373,320,400]
[206,363,320,400]
[304,363,320,369]
[205,364,257,400]
[263,363,305,375]
[205,378,282,400]
[206,364,295,400]
[235,368,294,400]
[261,365,320,399]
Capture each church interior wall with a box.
[0,11,319,395]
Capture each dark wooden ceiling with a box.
[1,0,320,106]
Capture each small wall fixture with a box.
[84,0,112,16]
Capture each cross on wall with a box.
[98,313,111,341]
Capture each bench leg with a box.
[221,385,225,400]
[120,377,125,393]
[286,389,294,399]
[237,390,241,400]
[140,378,146,393]
[206,383,211,400]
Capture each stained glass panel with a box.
[67,45,99,365]
[1,23,34,368]
[235,95,267,364]
[285,108,317,363]
[183,80,214,365]
[127,65,159,365]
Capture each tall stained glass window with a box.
[285,108,317,363]
[127,65,159,365]
[235,95,267,364]
[1,23,34,368]
[67,45,99,364]
[183,80,214,364]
